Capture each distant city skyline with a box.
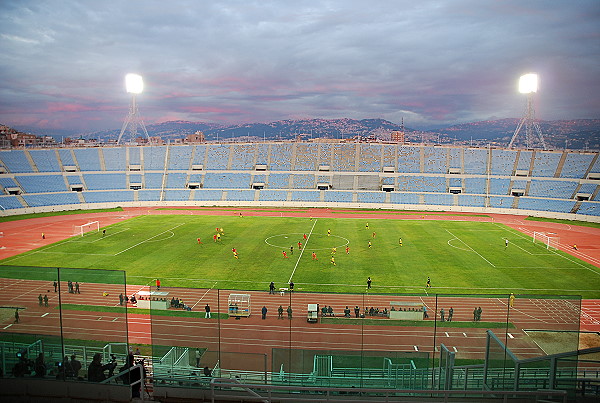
[1,1,599,134]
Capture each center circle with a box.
[265,233,349,251]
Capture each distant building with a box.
[390,131,404,143]
[186,131,205,143]
[390,118,406,143]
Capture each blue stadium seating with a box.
[464,148,487,174]
[23,192,80,207]
[165,173,188,188]
[0,177,19,189]
[226,190,255,201]
[560,153,594,178]
[0,150,34,173]
[29,149,60,172]
[491,149,517,175]
[258,190,287,202]
[357,192,386,204]
[0,195,25,209]
[294,143,318,171]
[332,144,356,172]
[397,146,421,173]
[83,173,126,190]
[324,191,353,203]
[0,144,597,219]
[389,192,420,204]
[102,148,127,171]
[168,145,193,170]
[144,146,167,170]
[193,189,223,201]
[204,144,229,170]
[359,144,382,172]
[83,191,134,203]
[74,148,101,171]
[137,190,161,201]
[58,149,75,167]
[531,152,561,177]
[291,174,314,189]
[576,201,600,216]
[16,175,67,193]
[290,191,319,202]
[229,144,256,170]
[269,144,292,170]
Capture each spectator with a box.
[87,353,116,382]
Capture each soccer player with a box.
[216,233,221,242]
[331,247,337,254]
[282,251,288,258]
[330,256,336,266]
[327,229,331,236]
[303,233,307,241]
[399,238,403,247]
[298,241,302,250]
[367,277,372,289]
[365,222,369,229]
[345,246,350,254]
[368,241,372,248]
[312,252,317,260]
[372,232,376,238]
[197,237,203,244]
[572,244,578,250]
[233,251,238,259]
[426,277,431,288]
[290,245,294,255]
[213,234,217,242]
[505,239,509,248]
[102,229,106,236]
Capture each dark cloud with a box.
[1,0,599,132]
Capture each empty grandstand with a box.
[1,143,598,219]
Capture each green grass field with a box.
[1,214,599,297]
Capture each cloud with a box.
[0,0,599,133]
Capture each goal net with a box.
[73,221,100,237]
[532,232,560,250]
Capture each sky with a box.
[1,0,599,134]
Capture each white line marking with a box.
[114,223,186,256]
[445,332,449,337]
[453,346,458,352]
[507,333,514,339]
[463,332,467,337]
[41,313,49,317]
[112,318,118,322]
[288,219,318,284]
[97,317,103,320]
[414,345,419,351]
[446,229,496,267]
[3,324,12,329]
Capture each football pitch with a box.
[1,214,599,298]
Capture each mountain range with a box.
[9,118,600,150]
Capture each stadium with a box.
[0,141,599,402]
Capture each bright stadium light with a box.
[518,73,538,94]
[508,73,546,149]
[125,73,144,94]
[117,73,150,144]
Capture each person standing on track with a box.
[204,304,211,319]
[156,279,161,290]
[261,305,267,319]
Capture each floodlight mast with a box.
[508,73,547,150]
[117,74,150,145]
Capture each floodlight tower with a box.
[117,73,150,144]
[508,73,546,149]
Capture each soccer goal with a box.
[73,221,100,237]
[533,232,560,250]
